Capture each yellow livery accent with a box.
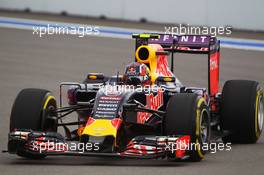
[77,127,85,136]
[88,75,97,80]
[82,119,118,137]
[135,45,159,84]
[138,34,151,38]
[132,34,160,39]
[163,77,173,82]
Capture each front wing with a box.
[7,130,191,160]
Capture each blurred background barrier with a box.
[0,0,263,31]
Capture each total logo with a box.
[137,89,164,124]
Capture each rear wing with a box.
[133,33,220,96]
[133,33,219,53]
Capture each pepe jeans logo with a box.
[137,89,164,124]
[210,57,218,71]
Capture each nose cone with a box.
[81,119,118,138]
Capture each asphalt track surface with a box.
[0,12,264,175]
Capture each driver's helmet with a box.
[124,62,151,86]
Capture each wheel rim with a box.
[43,103,57,131]
[258,96,263,132]
[200,109,209,143]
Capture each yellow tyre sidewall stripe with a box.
[43,95,56,110]
[255,90,263,139]
[195,98,206,159]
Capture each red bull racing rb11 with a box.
[6,33,264,162]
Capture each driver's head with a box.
[124,62,150,86]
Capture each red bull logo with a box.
[137,89,164,124]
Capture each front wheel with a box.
[165,93,210,161]
[9,88,58,159]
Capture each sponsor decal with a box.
[100,96,121,100]
[210,57,218,70]
[94,96,121,118]
[150,35,210,45]
[137,88,164,124]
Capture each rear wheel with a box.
[221,80,263,143]
[165,93,210,161]
[9,88,58,158]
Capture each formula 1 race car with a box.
[7,33,263,162]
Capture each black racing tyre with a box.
[9,88,58,158]
[165,93,210,162]
[221,80,263,143]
